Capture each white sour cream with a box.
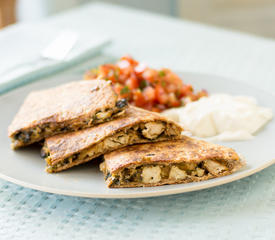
[162,94,273,141]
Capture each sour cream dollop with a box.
[162,94,273,141]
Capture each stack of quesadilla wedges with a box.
[42,106,183,173]
[8,79,245,188]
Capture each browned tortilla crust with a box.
[102,136,245,187]
[104,137,241,173]
[8,80,124,147]
[45,106,183,164]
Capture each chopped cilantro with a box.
[120,86,130,94]
[175,90,181,97]
[158,70,165,77]
[114,68,120,80]
[161,80,166,87]
[139,80,147,90]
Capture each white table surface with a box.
[0,2,275,239]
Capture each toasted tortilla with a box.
[101,136,245,188]
[43,106,183,173]
[8,80,127,148]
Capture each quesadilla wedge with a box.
[100,136,245,188]
[42,106,183,173]
[8,80,127,149]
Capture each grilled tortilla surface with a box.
[8,80,127,148]
[43,106,183,173]
[101,136,245,188]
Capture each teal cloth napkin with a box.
[0,23,111,94]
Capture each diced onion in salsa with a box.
[84,55,207,112]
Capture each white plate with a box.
[0,72,274,198]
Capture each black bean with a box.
[14,132,22,140]
[105,172,111,180]
[72,153,79,161]
[40,148,48,158]
[112,178,120,185]
[60,127,69,131]
[63,158,70,164]
[23,132,31,143]
[198,162,205,169]
[116,99,128,109]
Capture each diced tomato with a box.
[153,104,166,112]
[180,84,193,97]
[133,89,146,107]
[98,65,113,78]
[196,89,208,99]
[120,55,138,66]
[143,86,156,101]
[113,83,123,95]
[186,93,198,101]
[134,63,147,75]
[166,83,178,93]
[161,69,183,85]
[142,69,157,84]
[155,85,169,105]
[127,73,139,90]
[117,60,130,69]
[168,93,181,107]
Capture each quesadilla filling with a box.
[11,99,127,148]
[102,160,235,187]
[43,121,180,173]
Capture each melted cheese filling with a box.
[108,160,231,186]
[12,107,125,148]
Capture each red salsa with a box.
[84,55,207,112]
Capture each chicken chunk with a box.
[142,122,165,139]
[169,166,187,180]
[104,134,130,148]
[204,160,228,175]
[96,110,112,120]
[141,166,161,183]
